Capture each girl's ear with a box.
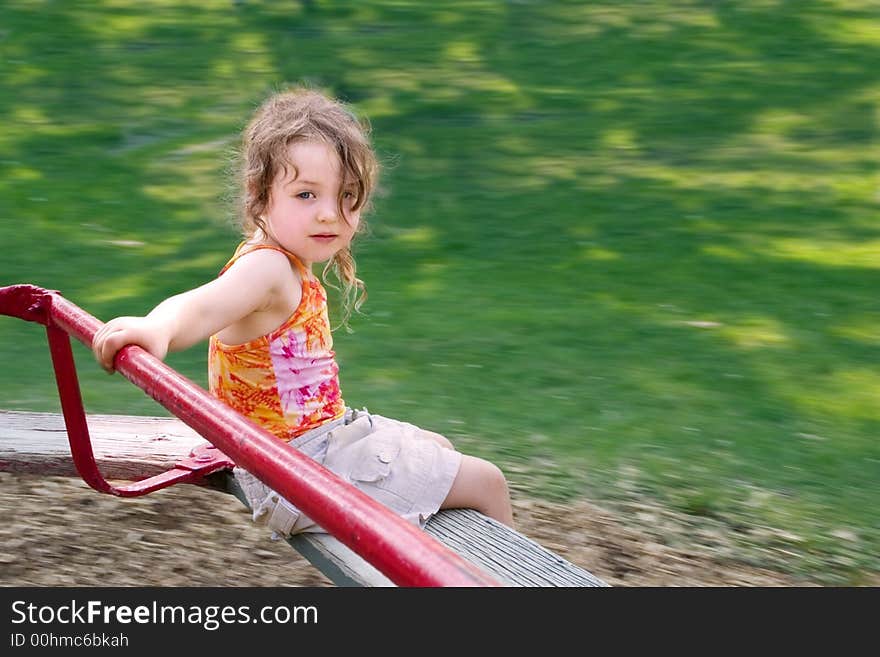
[247,177,265,200]
[249,182,272,219]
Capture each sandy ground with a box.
[0,472,822,587]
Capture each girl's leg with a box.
[413,428,513,527]
[442,454,514,528]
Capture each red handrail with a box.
[0,284,499,587]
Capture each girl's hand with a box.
[92,316,170,373]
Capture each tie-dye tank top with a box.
[208,243,345,442]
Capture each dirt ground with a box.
[0,472,825,587]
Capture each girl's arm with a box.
[93,249,297,372]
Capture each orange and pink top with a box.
[208,243,345,442]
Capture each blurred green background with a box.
[1,1,877,583]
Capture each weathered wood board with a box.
[1,410,607,587]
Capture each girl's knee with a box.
[470,458,514,527]
[468,457,509,497]
[483,460,509,495]
[443,455,514,527]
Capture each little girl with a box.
[92,87,514,536]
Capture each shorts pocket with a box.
[234,468,270,516]
[349,432,402,484]
[233,468,303,537]
[264,493,301,537]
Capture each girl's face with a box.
[263,140,361,268]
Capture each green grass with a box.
[1,1,878,583]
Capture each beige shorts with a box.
[234,408,462,537]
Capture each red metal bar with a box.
[0,284,500,587]
[45,324,234,495]
[45,323,112,494]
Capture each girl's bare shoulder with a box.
[229,246,300,282]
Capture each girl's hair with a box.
[237,86,378,325]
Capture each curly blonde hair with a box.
[237,86,378,325]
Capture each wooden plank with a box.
[224,470,605,587]
[0,410,206,480]
[223,473,395,587]
[1,410,608,587]
[0,411,398,586]
[425,508,607,587]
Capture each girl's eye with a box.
[296,192,315,200]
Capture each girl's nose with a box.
[318,201,339,222]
